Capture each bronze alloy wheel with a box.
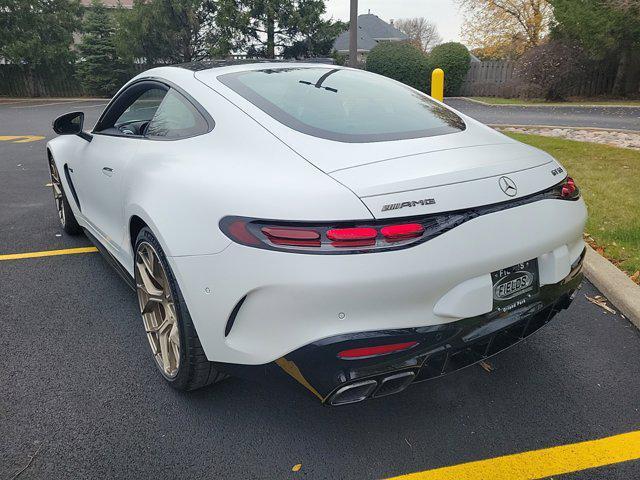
[135,241,181,378]
[48,159,65,227]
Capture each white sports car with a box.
[47,61,586,405]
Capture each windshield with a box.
[217,67,466,143]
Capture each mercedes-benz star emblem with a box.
[499,176,518,197]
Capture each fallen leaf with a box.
[585,294,617,314]
[292,464,302,472]
[630,271,640,284]
[479,360,494,372]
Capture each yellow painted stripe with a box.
[0,246,98,261]
[0,135,45,143]
[387,430,640,480]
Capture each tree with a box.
[222,0,329,58]
[394,17,442,51]
[0,0,81,95]
[78,0,127,96]
[282,19,347,58]
[457,0,552,59]
[366,42,431,92]
[115,0,218,64]
[550,0,640,95]
[513,40,587,100]
[429,42,471,95]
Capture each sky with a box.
[324,0,464,43]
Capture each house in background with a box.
[332,12,408,63]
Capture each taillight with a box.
[381,223,425,241]
[555,176,580,200]
[561,177,576,197]
[327,227,377,247]
[337,342,418,360]
[261,227,320,247]
[221,178,580,255]
[219,215,465,255]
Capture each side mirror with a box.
[52,112,92,141]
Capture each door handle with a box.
[102,167,114,177]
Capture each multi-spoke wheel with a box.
[136,242,181,378]
[47,156,82,235]
[49,160,65,226]
[134,227,226,390]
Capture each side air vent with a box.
[63,164,81,211]
[224,296,247,337]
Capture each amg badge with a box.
[382,198,436,212]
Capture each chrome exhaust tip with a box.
[328,370,416,405]
[372,371,415,398]
[329,379,378,406]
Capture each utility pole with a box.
[349,0,358,67]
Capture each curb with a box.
[451,97,640,109]
[583,245,640,330]
[489,124,640,134]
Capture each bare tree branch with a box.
[394,17,442,51]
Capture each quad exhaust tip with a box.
[329,371,416,406]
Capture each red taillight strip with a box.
[337,341,418,359]
[326,227,377,241]
[262,227,320,240]
[381,223,425,241]
[561,177,576,198]
[220,181,573,254]
[228,220,260,246]
[261,226,321,247]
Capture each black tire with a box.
[135,227,227,391]
[48,157,82,235]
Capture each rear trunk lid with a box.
[276,120,562,219]
[330,140,562,218]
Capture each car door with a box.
[69,84,168,263]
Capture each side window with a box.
[145,89,209,139]
[114,88,167,133]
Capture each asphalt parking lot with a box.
[445,98,640,131]
[2,97,640,480]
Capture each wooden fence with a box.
[0,64,151,97]
[0,65,85,97]
[460,59,625,97]
[459,61,516,97]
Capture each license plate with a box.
[491,259,539,312]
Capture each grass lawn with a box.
[505,132,640,279]
[470,96,640,107]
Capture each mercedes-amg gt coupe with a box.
[47,61,586,405]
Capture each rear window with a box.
[218,67,465,143]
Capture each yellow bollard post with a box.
[431,68,444,102]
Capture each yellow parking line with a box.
[0,135,46,143]
[0,246,98,261]
[387,430,640,480]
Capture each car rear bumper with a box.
[169,198,587,367]
[218,250,584,405]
